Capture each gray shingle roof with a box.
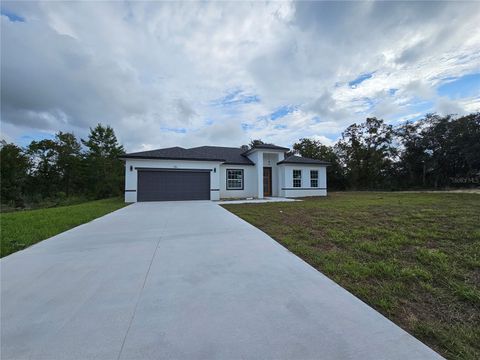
[121,146,255,165]
[249,144,290,151]
[240,143,290,156]
[277,155,330,165]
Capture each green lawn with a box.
[223,192,480,360]
[1,198,128,257]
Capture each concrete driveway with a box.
[1,201,442,359]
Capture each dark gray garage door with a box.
[137,169,210,201]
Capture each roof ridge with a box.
[278,154,330,165]
[189,145,242,149]
[123,146,185,156]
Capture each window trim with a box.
[310,170,319,188]
[293,169,302,188]
[226,168,244,190]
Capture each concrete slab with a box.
[1,201,443,359]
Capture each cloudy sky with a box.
[1,1,479,152]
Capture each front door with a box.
[263,167,272,197]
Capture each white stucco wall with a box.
[219,165,257,199]
[246,149,286,198]
[246,151,263,198]
[279,164,327,197]
[124,159,222,202]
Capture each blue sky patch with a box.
[348,72,374,88]
[241,123,255,131]
[363,97,375,110]
[274,124,287,130]
[210,89,260,107]
[17,132,55,147]
[437,73,480,99]
[388,88,398,96]
[1,9,25,22]
[269,105,297,120]
[160,127,187,134]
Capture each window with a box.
[293,170,302,188]
[310,170,319,188]
[226,169,244,190]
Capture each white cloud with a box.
[436,97,469,116]
[1,1,479,151]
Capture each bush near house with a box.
[223,192,480,360]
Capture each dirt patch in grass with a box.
[223,192,480,360]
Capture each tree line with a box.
[290,113,480,190]
[1,113,478,208]
[1,124,125,208]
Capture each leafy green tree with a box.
[81,124,125,198]
[292,138,346,189]
[55,132,82,197]
[396,121,429,188]
[448,113,480,179]
[421,114,454,188]
[336,117,397,189]
[249,139,265,148]
[415,113,480,188]
[27,139,60,198]
[0,143,30,205]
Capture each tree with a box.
[336,117,397,189]
[0,143,30,205]
[421,114,454,188]
[449,113,480,179]
[413,113,480,188]
[396,121,429,188]
[81,124,125,198]
[55,132,82,197]
[27,139,60,198]
[292,138,346,189]
[249,139,265,148]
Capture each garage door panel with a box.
[138,170,210,201]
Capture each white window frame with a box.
[293,169,302,188]
[310,170,319,188]
[226,169,244,190]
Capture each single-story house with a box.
[120,144,329,202]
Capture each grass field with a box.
[223,192,480,360]
[1,198,127,257]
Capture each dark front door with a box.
[263,167,272,197]
[137,170,210,201]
